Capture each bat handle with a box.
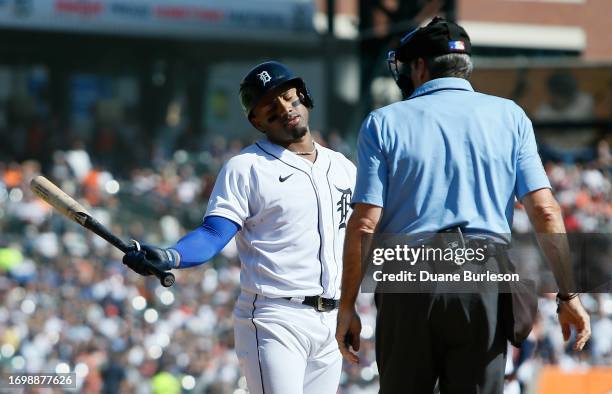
[130,240,176,288]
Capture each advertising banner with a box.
[0,0,315,39]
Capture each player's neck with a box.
[287,135,314,152]
[270,134,317,163]
[290,139,317,163]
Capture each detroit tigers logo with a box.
[335,186,352,229]
[258,71,272,86]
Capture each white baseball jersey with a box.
[205,139,356,299]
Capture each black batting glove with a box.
[122,244,180,277]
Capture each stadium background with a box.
[0,0,610,393]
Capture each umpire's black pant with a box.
[375,290,506,394]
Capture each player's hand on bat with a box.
[122,244,179,276]
[336,307,362,364]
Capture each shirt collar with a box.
[408,77,474,99]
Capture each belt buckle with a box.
[316,297,325,312]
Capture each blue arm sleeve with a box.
[172,215,240,268]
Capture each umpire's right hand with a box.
[122,244,178,276]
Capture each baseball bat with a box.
[30,175,175,287]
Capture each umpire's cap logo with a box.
[257,71,272,86]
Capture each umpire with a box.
[336,17,591,393]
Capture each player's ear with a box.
[298,91,307,106]
[414,57,430,81]
[296,87,313,109]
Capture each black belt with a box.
[283,296,339,312]
[464,238,509,259]
[436,226,509,260]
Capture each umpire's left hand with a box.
[557,296,591,351]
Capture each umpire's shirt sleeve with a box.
[514,108,551,200]
[352,113,387,207]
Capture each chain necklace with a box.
[292,142,317,155]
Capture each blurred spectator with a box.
[0,132,609,394]
[100,352,127,394]
[535,70,597,163]
[65,140,92,182]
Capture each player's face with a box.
[251,86,309,142]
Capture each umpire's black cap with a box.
[239,61,313,119]
[396,17,471,62]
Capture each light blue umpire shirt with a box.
[352,77,551,241]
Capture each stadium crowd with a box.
[0,131,610,393]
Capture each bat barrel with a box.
[30,176,175,288]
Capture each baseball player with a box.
[123,61,356,394]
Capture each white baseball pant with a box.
[233,291,342,394]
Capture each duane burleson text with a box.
[373,270,520,283]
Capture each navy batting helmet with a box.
[239,61,313,119]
